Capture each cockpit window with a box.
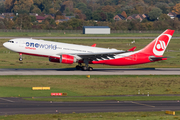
[8,40,14,43]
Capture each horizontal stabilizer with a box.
[149,56,170,61]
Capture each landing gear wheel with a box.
[19,53,23,61]
[82,66,87,71]
[88,67,93,71]
[76,65,81,70]
[19,58,23,61]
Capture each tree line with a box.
[1,0,180,30]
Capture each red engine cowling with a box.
[60,54,76,64]
[49,56,60,63]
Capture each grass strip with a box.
[0,75,180,98]
[25,96,180,102]
[0,32,163,37]
[1,111,180,120]
[1,32,180,37]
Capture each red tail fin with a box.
[140,29,175,56]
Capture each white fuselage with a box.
[3,38,128,59]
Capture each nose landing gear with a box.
[19,53,23,61]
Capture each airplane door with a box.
[19,41,26,47]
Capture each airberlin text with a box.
[25,42,57,50]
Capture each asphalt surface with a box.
[0,97,180,115]
[0,68,180,75]
[1,36,180,39]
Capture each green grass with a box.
[0,86,79,97]
[25,96,180,102]
[1,31,180,37]
[0,111,180,120]
[1,38,180,68]
[1,75,180,100]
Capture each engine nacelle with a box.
[49,56,60,63]
[60,54,77,64]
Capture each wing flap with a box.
[74,51,127,60]
[72,50,127,56]
[56,50,130,61]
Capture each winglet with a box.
[128,46,136,51]
[91,44,96,47]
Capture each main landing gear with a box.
[19,53,23,61]
[76,65,93,71]
[76,59,93,71]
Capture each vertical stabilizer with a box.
[140,29,175,56]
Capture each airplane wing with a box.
[57,50,129,61]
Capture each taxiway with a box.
[0,68,180,75]
[0,97,180,115]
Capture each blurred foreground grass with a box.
[1,111,180,120]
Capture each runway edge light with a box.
[165,111,175,115]
[86,75,90,78]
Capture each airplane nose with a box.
[3,42,10,49]
[3,42,7,47]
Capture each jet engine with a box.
[49,56,60,63]
[60,54,77,64]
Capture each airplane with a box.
[3,29,174,71]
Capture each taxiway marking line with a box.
[0,98,14,103]
[131,101,155,107]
